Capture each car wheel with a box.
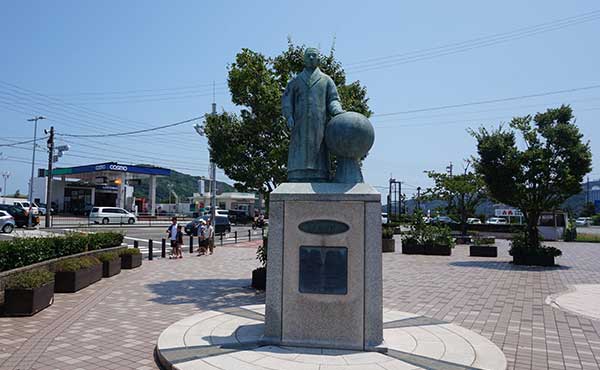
[2,224,14,233]
[102,218,109,225]
[128,218,135,224]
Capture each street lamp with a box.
[193,122,217,224]
[1,172,9,205]
[27,115,46,227]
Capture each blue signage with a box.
[51,162,171,176]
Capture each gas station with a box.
[32,162,171,216]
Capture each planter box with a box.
[470,245,498,257]
[382,238,395,253]
[54,264,102,293]
[4,281,54,316]
[251,267,266,290]
[121,254,142,269]
[402,243,451,256]
[102,258,121,278]
[513,254,555,266]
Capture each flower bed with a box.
[54,256,102,293]
[119,248,142,269]
[97,252,121,278]
[469,237,497,257]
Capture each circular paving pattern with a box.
[546,284,600,321]
[156,305,506,370]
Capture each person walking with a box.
[175,225,184,259]
[167,217,178,259]
[197,219,208,256]
[207,218,215,255]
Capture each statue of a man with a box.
[282,48,345,182]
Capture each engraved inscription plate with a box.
[299,246,347,295]
[298,220,349,235]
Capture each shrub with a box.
[473,237,495,246]
[382,226,394,240]
[256,237,268,267]
[563,220,577,242]
[0,232,124,272]
[509,233,562,257]
[118,248,141,256]
[55,256,101,272]
[6,269,54,289]
[400,211,455,247]
[97,252,119,263]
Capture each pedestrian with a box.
[176,225,184,259]
[197,219,208,256]
[166,217,178,259]
[207,218,215,255]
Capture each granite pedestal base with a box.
[264,183,382,350]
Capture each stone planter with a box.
[513,254,555,267]
[54,264,102,293]
[4,281,54,316]
[469,245,498,257]
[402,243,451,256]
[382,238,395,253]
[455,235,472,244]
[121,254,142,269]
[251,267,266,290]
[102,258,121,278]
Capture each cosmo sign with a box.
[495,208,523,217]
[95,164,128,172]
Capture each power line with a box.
[48,81,227,96]
[0,137,46,147]
[346,10,600,73]
[57,116,203,138]
[372,84,600,118]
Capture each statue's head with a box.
[303,48,319,69]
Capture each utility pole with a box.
[586,176,590,204]
[1,172,9,204]
[446,161,453,177]
[45,126,54,227]
[210,98,217,225]
[416,186,422,211]
[27,116,46,227]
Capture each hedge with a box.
[0,232,124,272]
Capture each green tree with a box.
[471,105,592,249]
[203,40,371,197]
[424,161,486,235]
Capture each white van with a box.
[13,201,46,216]
[89,207,137,225]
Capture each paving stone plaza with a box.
[1,239,600,370]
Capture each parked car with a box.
[0,204,39,228]
[228,209,251,224]
[13,201,46,216]
[467,218,482,224]
[0,210,15,233]
[381,212,389,224]
[38,202,55,215]
[429,216,458,225]
[486,217,508,225]
[89,207,137,224]
[575,217,593,227]
[185,215,231,235]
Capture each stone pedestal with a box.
[263,183,383,350]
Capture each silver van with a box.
[89,207,137,225]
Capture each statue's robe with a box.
[282,67,344,182]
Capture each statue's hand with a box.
[286,117,294,129]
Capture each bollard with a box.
[148,239,153,260]
[261,228,265,237]
[189,235,194,253]
[220,232,223,246]
[133,240,139,249]
[248,229,251,241]
[234,231,238,244]
[161,238,166,258]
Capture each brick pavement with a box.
[0,240,599,370]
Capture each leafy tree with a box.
[580,201,596,217]
[203,40,371,198]
[424,161,486,235]
[471,105,592,249]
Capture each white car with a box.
[575,217,592,227]
[486,217,508,225]
[13,201,46,216]
[89,207,137,225]
[0,210,15,233]
[467,218,482,224]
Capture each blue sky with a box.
[1,0,599,197]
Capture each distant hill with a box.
[133,168,235,202]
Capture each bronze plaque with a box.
[299,246,347,295]
[298,220,349,235]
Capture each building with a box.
[32,162,170,215]
[189,191,261,215]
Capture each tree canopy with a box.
[471,105,592,247]
[203,40,371,195]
